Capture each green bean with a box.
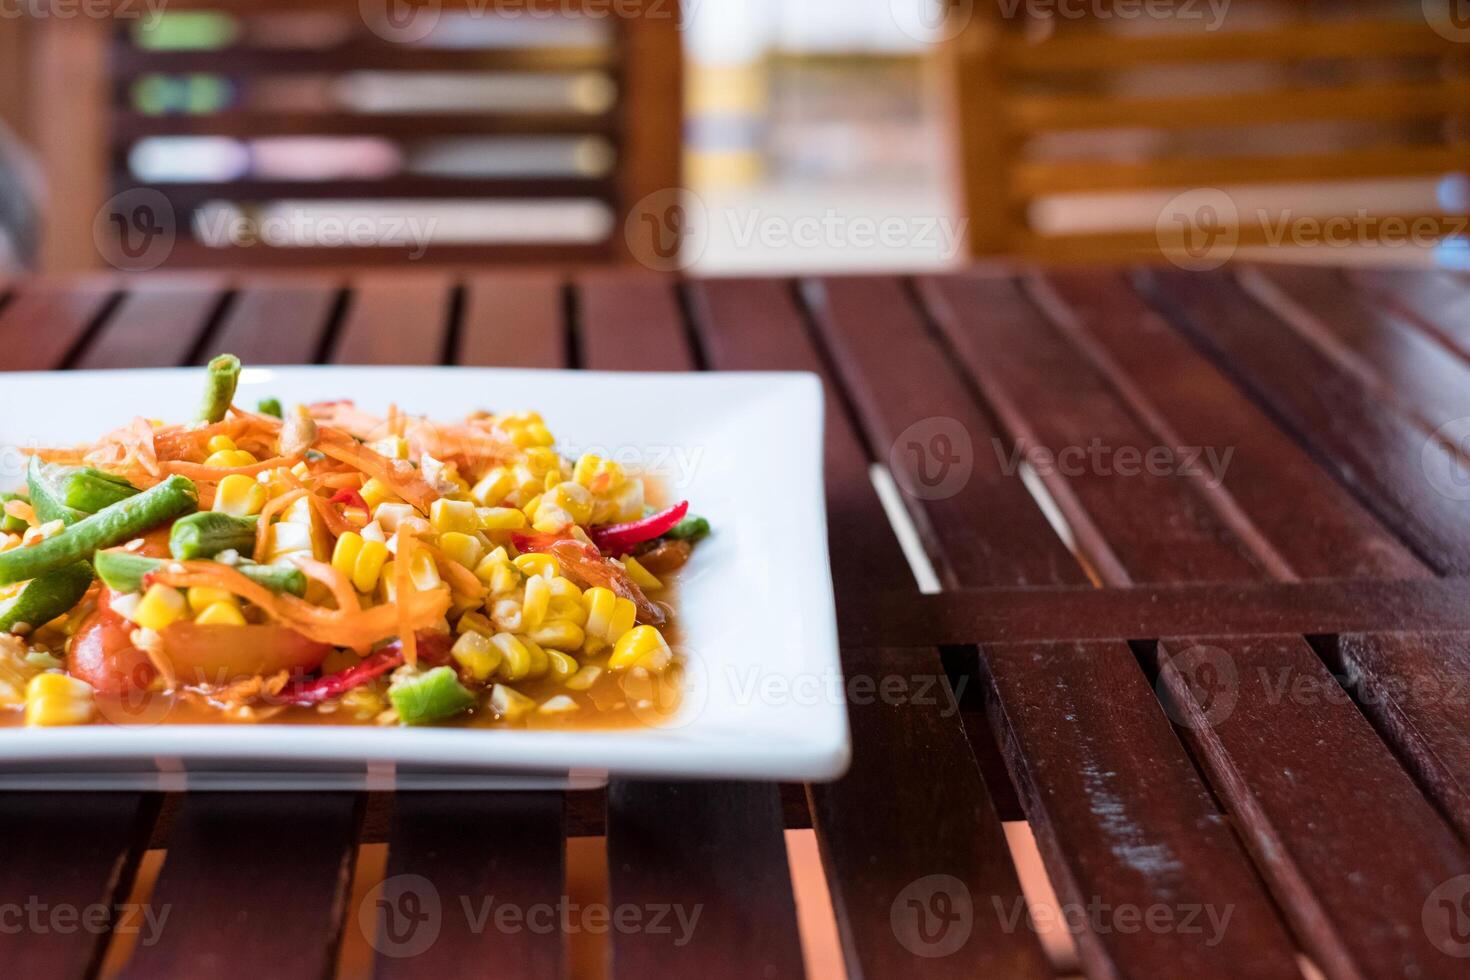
[27,457,89,525]
[663,515,710,541]
[93,550,306,597]
[0,562,93,634]
[63,469,138,513]
[0,475,197,586]
[197,354,242,424]
[169,512,256,561]
[257,397,283,419]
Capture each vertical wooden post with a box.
[615,0,683,264]
[31,15,110,273]
[943,2,1013,258]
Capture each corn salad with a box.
[0,355,709,729]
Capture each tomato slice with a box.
[69,592,156,695]
[160,622,332,687]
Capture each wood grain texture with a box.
[1348,268,1470,365]
[72,276,226,370]
[329,274,455,366]
[195,278,343,366]
[0,794,158,979]
[117,793,361,980]
[1136,266,1470,575]
[0,278,117,370]
[458,273,566,369]
[374,793,566,980]
[691,278,1049,978]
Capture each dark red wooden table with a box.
[2,264,1470,979]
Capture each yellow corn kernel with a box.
[549,482,594,526]
[373,503,418,533]
[204,449,257,469]
[513,553,558,580]
[531,501,573,535]
[212,473,266,517]
[476,507,527,531]
[186,586,234,613]
[583,587,617,649]
[470,469,515,507]
[522,638,550,678]
[430,498,479,534]
[521,574,551,630]
[609,597,637,643]
[130,584,189,631]
[206,435,237,454]
[490,633,532,681]
[609,625,672,672]
[456,610,493,637]
[545,649,578,682]
[196,601,247,626]
[437,531,484,570]
[531,620,586,652]
[474,552,521,595]
[548,596,588,627]
[332,532,365,578]
[378,562,396,602]
[490,598,523,632]
[451,631,502,682]
[353,539,390,593]
[547,576,581,600]
[489,684,536,722]
[341,687,384,720]
[368,436,409,460]
[611,480,645,523]
[538,694,580,716]
[521,494,543,522]
[565,665,602,691]
[623,556,663,592]
[360,478,400,511]
[407,549,441,591]
[24,673,95,727]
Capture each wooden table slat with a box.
[693,278,1050,979]
[329,274,456,366]
[814,275,1304,977]
[0,279,119,372]
[72,276,227,370]
[1135,266,1470,575]
[926,271,1470,978]
[117,793,360,980]
[457,273,567,369]
[1346,267,1470,368]
[195,279,343,366]
[0,793,158,979]
[578,277,809,979]
[374,793,566,980]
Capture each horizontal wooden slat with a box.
[1002,19,1462,72]
[456,272,565,368]
[165,240,612,268]
[72,276,226,369]
[120,178,618,208]
[116,111,618,140]
[1009,80,1470,132]
[329,274,454,366]
[113,44,615,75]
[1012,145,1466,196]
[838,577,1470,648]
[0,280,118,371]
[194,278,342,364]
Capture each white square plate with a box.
[0,367,847,789]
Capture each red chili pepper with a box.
[331,487,369,512]
[586,501,689,556]
[278,632,452,706]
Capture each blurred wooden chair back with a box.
[945,1,1470,262]
[28,0,681,270]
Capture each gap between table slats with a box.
[0,278,122,371]
[690,277,1051,980]
[924,271,1470,979]
[811,275,1310,978]
[578,276,808,980]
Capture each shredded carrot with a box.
[160,453,304,481]
[290,556,361,615]
[306,492,356,539]
[317,431,439,512]
[396,533,418,666]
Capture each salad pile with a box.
[0,356,707,727]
